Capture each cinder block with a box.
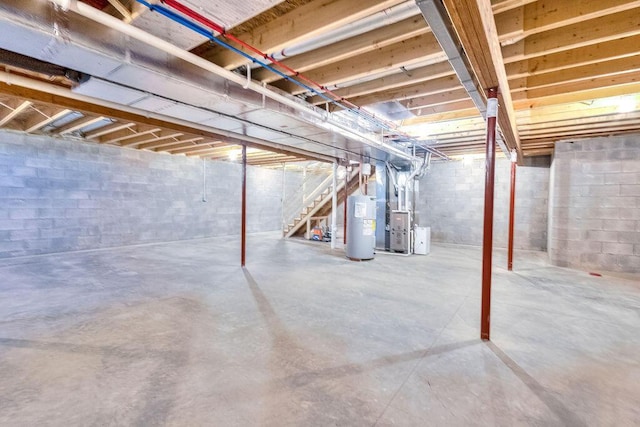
[609,149,639,161]
[585,230,618,242]
[620,185,640,197]
[602,242,634,255]
[617,231,640,244]
[617,255,639,272]
[9,208,38,220]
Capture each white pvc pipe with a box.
[47,0,415,162]
[276,2,418,59]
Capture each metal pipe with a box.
[481,88,498,341]
[508,151,517,271]
[275,2,418,60]
[145,0,400,134]
[331,162,338,250]
[202,158,207,202]
[343,168,348,245]
[404,151,429,211]
[385,162,399,210]
[46,0,416,161]
[281,162,286,236]
[241,144,247,267]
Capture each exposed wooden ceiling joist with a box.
[440,0,522,158]
[253,14,430,83]
[199,0,403,70]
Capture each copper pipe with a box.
[241,144,247,267]
[508,159,516,271]
[481,88,498,341]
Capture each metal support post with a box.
[508,152,517,271]
[241,144,247,267]
[343,169,348,245]
[481,87,498,341]
[331,162,338,250]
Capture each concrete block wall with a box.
[0,131,283,258]
[416,156,550,250]
[549,135,640,273]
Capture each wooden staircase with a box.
[283,168,361,238]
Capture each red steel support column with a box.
[508,157,516,271]
[241,144,247,267]
[481,88,499,341]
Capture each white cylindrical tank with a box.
[346,195,376,260]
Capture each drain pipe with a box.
[47,0,415,162]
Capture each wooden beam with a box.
[84,121,134,138]
[142,136,204,150]
[100,125,162,144]
[54,115,106,135]
[518,70,640,100]
[491,0,537,15]
[346,75,462,107]
[200,0,403,70]
[272,33,444,95]
[169,142,222,155]
[523,55,640,90]
[441,0,522,158]
[119,131,184,148]
[248,156,302,166]
[0,80,327,161]
[506,35,640,80]
[513,82,640,110]
[402,103,477,123]
[502,9,640,63]
[0,100,32,126]
[253,15,429,83]
[308,61,454,105]
[23,108,71,133]
[107,0,132,22]
[497,0,640,45]
[402,87,469,110]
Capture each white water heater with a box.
[346,195,376,260]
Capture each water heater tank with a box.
[346,195,376,260]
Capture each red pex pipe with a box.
[161,0,393,128]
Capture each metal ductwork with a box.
[0,0,418,165]
[415,0,509,157]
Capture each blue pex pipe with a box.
[133,0,397,132]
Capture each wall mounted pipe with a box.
[46,0,416,162]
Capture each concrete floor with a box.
[0,233,639,426]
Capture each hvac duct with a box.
[30,0,412,160]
